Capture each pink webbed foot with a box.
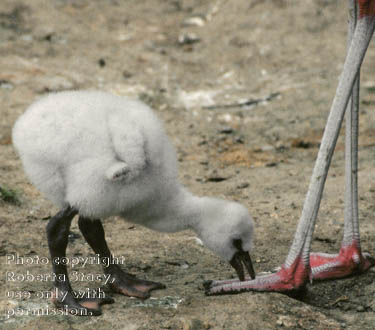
[205,244,374,296]
[205,255,310,295]
[310,242,374,280]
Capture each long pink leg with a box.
[206,0,375,295]
[310,0,374,280]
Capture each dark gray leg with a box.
[78,216,165,300]
[46,207,113,316]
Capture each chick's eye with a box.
[232,238,243,251]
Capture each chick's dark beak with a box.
[229,239,255,281]
[230,250,255,281]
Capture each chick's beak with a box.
[229,250,255,281]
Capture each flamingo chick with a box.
[12,90,255,316]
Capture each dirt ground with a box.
[1,0,375,329]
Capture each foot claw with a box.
[203,280,213,291]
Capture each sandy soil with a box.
[1,0,375,329]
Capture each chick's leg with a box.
[78,217,165,299]
[47,207,113,316]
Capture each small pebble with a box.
[180,262,189,269]
[266,162,278,167]
[122,70,133,78]
[237,182,249,189]
[198,140,207,146]
[68,231,81,242]
[98,58,106,67]
[219,127,234,134]
[261,145,274,152]
[0,80,13,89]
[290,202,297,209]
[276,319,284,326]
[235,136,244,144]
[183,16,205,27]
[44,33,54,42]
[178,32,200,45]
[356,305,365,312]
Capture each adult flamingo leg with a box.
[206,0,375,295]
[310,0,375,280]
